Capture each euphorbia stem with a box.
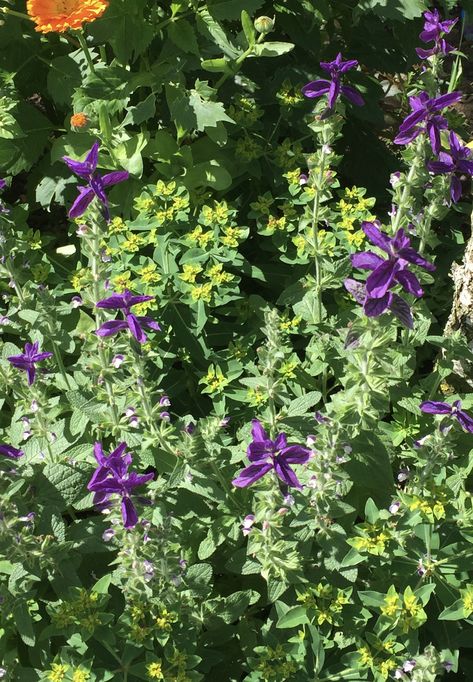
[310,138,329,323]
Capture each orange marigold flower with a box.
[70,112,89,128]
[27,0,109,34]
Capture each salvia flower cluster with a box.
[87,442,154,528]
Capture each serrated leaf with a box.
[168,18,200,54]
[13,602,36,646]
[285,391,322,416]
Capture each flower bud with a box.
[70,112,89,129]
[254,15,274,34]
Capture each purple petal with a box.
[138,316,161,332]
[69,187,95,219]
[427,121,441,155]
[416,47,435,59]
[26,366,35,385]
[341,85,364,106]
[301,79,331,99]
[102,171,130,187]
[344,278,366,305]
[96,293,127,309]
[121,497,138,528]
[126,314,147,343]
[85,141,100,171]
[338,58,358,73]
[450,176,462,203]
[251,419,269,443]
[327,79,341,109]
[274,432,288,451]
[395,269,423,297]
[95,320,129,337]
[366,260,398,298]
[273,457,302,489]
[110,442,128,459]
[280,445,311,464]
[456,410,473,433]
[397,247,435,272]
[430,91,462,112]
[420,401,452,414]
[398,109,426,133]
[32,352,53,362]
[394,128,421,146]
[232,462,273,487]
[427,161,453,174]
[0,444,24,458]
[87,466,110,491]
[247,442,272,462]
[363,293,392,317]
[63,157,92,178]
[388,294,413,329]
[361,222,391,252]
[351,251,384,271]
[93,441,106,465]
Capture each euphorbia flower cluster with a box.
[345,221,435,323]
[302,52,364,110]
[87,442,154,528]
[232,420,311,489]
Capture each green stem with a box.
[310,142,329,323]
[88,215,120,427]
[4,260,25,304]
[215,34,264,90]
[75,31,97,75]
[0,7,32,21]
[391,136,425,235]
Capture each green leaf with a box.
[252,41,295,57]
[285,391,322,416]
[241,10,256,46]
[222,590,259,624]
[188,89,234,131]
[184,160,232,190]
[197,9,241,58]
[168,18,200,54]
[439,599,466,621]
[276,605,309,629]
[121,94,156,127]
[13,601,35,646]
[47,55,82,106]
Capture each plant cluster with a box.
[0,1,473,681]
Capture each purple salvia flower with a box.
[347,221,435,322]
[232,419,311,489]
[344,277,414,329]
[111,354,124,368]
[416,9,457,59]
[427,131,473,203]
[87,441,154,529]
[63,141,129,221]
[7,341,53,385]
[0,444,24,459]
[95,289,160,344]
[420,399,473,433]
[159,395,171,406]
[394,90,462,154]
[302,52,364,110]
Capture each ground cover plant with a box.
[1,0,473,680]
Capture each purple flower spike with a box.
[0,444,24,459]
[232,419,311,490]
[95,289,160,344]
[427,131,473,203]
[394,91,462,154]
[302,52,364,110]
[7,341,53,385]
[63,141,129,221]
[346,221,434,324]
[416,9,457,59]
[87,441,154,529]
[420,399,473,433]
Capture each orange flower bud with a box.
[70,113,89,129]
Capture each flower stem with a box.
[310,139,329,323]
[88,213,120,427]
[75,31,97,76]
[391,136,425,235]
[0,7,33,21]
